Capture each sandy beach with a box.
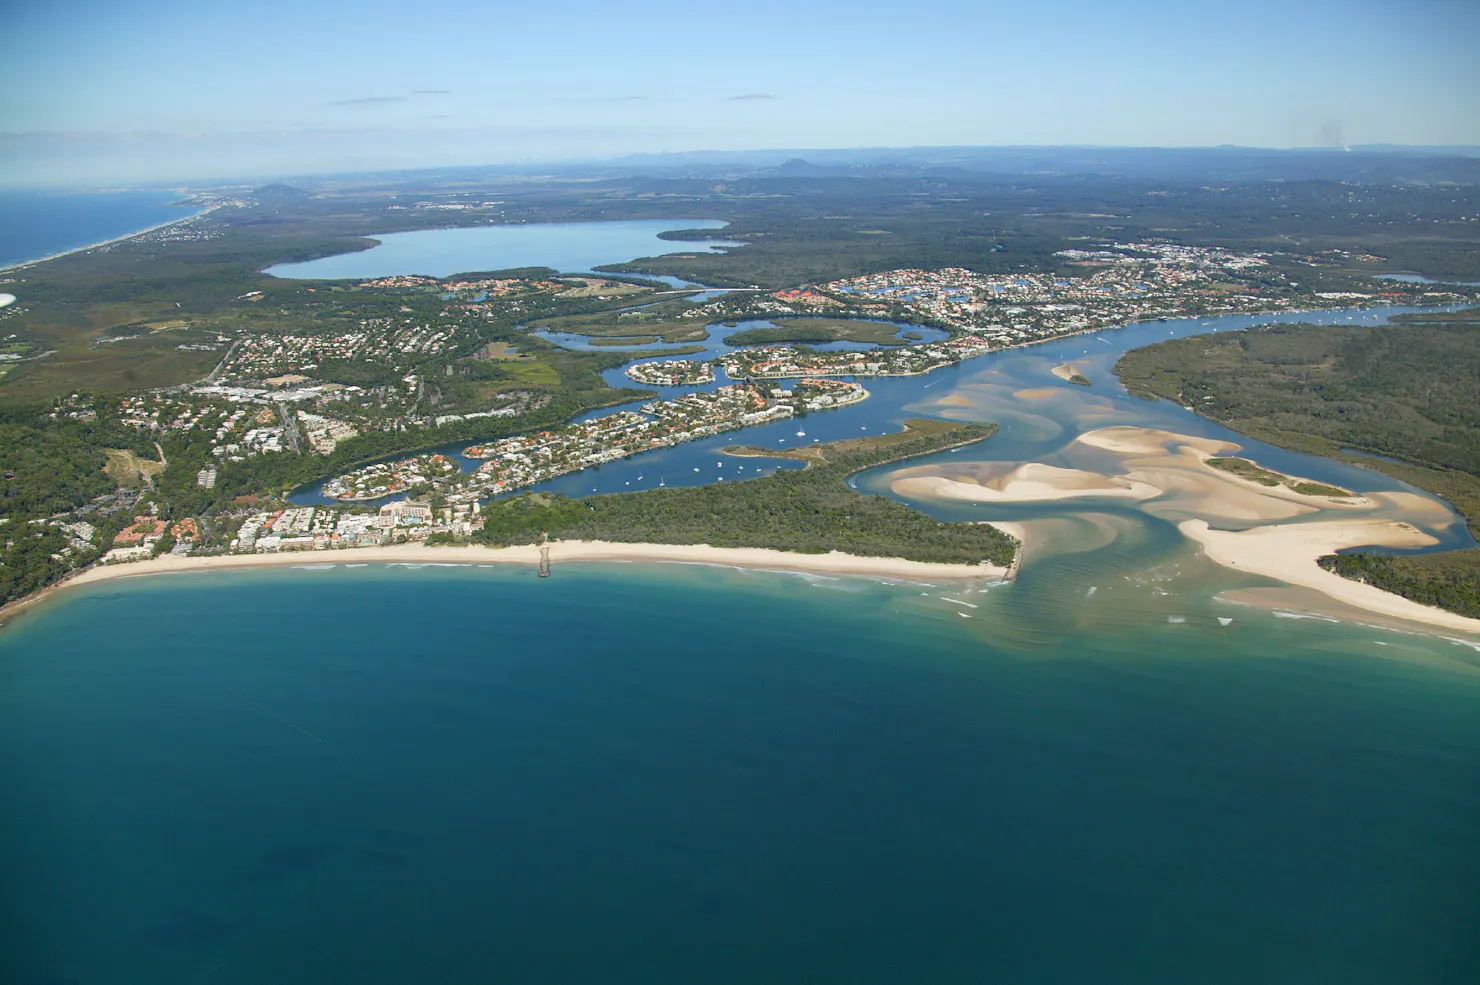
[888,424,1480,635]
[0,204,217,274]
[1180,518,1480,633]
[1051,361,1089,383]
[3,540,1009,624]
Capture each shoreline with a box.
[0,540,1008,626]
[889,424,1480,636]
[0,203,217,274]
[1180,518,1480,635]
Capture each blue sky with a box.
[3,0,1477,185]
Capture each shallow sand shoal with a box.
[1181,518,1480,634]
[1077,425,1235,458]
[10,541,1008,619]
[894,464,1160,504]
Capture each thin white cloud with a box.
[329,96,407,107]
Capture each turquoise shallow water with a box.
[3,563,1480,984]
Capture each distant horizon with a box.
[5,141,1480,193]
[5,0,1476,186]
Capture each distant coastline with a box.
[0,201,215,274]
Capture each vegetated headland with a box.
[1115,310,1480,619]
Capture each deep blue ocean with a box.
[0,190,202,269]
[3,563,1479,984]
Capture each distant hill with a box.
[252,183,312,202]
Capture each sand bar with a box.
[894,464,1161,504]
[1181,518,1480,633]
[889,423,1479,634]
[3,541,1010,624]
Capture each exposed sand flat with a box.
[894,464,1161,504]
[1071,426,1375,519]
[885,423,1477,633]
[5,541,1008,621]
[1077,426,1234,458]
[1013,387,1061,400]
[1051,361,1089,382]
[1181,518,1480,633]
[981,520,1029,543]
[1370,490,1466,526]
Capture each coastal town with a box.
[14,237,1474,592]
[693,241,1448,346]
[322,377,866,504]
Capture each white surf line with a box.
[939,596,979,608]
[229,687,323,742]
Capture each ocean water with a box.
[264,219,743,281]
[3,563,1479,984]
[0,190,201,269]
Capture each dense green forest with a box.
[0,406,153,608]
[1114,314,1480,616]
[475,420,1018,567]
[1318,552,1480,619]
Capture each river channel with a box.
[294,303,1476,567]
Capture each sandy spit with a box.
[1181,518,1480,634]
[1051,361,1088,382]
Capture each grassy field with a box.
[531,310,712,343]
[724,317,910,347]
[103,448,166,488]
[4,338,222,399]
[1206,457,1350,497]
[496,361,561,386]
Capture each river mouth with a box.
[291,300,1480,638]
